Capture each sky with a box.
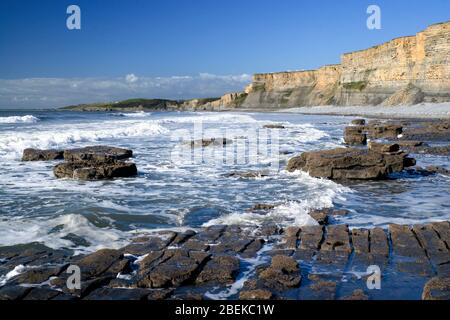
[0,0,449,108]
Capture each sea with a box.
[0,109,449,254]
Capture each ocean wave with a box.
[110,111,151,118]
[203,171,351,227]
[156,113,258,124]
[0,214,132,255]
[0,115,40,124]
[0,120,168,159]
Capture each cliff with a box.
[214,21,450,109]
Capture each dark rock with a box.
[63,146,133,162]
[340,289,369,300]
[75,249,124,279]
[352,229,370,256]
[286,147,415,180]
[54,160,137,180]
[137,249,210,288]
[240,239,265,258]
[239,289,273,300]
[431,221,450,247]
[263,124,285,129]
[369,228,389,257]
[321,225,351,253]
[422,277,450,300]
[84,287,151,300]
[425,166,450,176]
[188,138,231,148]
[226,171,270,179]
[368,142,400,154]
[0,285,33,300]
[330,209,350,216]
[259,255,301,289]
[196,256,240,284]
[10,265,66,285]
[308,280,337,300]
[23,287,62,300]
[308,209,329,225]
[22,148,64,161]
[351,119,366,126]
[344,126,367,145]
[299,225,323,250]
[122,232,177,255]
[247,204,276,212]
[367,123,403,139]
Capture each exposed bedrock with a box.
[210,21,450,109]
[53,161,138,180]
[22,148,64,161]
[21,145,138,180]
[1,221,449,300]
[286,145,415,180]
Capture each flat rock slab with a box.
[1,221,449,300]
[286,147,415,180]
[22,148,64,161]
[63,146,133,162]
[54,160,137,180]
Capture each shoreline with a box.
[279,102,450,119]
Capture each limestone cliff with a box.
[214,21,450,109]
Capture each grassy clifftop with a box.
[61,98,183,111]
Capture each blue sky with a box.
[0,0,449,108]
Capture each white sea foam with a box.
[0,214,133,254]
[156,113,258,124]
[0,115,40,123]
[0,265,26,287]
[204,171,351,227]
[112,111,150,118]
[0,120,168,159]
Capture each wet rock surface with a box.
[21,145,138,181]
[1,221,448,300]
[22,148,64,161]
[54,160,137,180]
[287,147,415,180]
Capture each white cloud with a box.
[0,73,252,109]
[125,73,138,84]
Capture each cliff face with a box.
[218,21,450,109]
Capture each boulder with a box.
[367,123,403,139]
[239,289,273,300]
[344,126,367,145]
[63,146,133,162]
[422,277,450,300]
[258,255,301,289]
[54,161,137,180]
[263,124,285,129]
[22,148,64,161]
[196,256,240,284]
[286,147,415,180]
[351,119,366,126]
[188,138,232,148]
[368,142,400,153]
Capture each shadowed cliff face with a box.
[215,21,450,109]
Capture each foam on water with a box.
[203,171,351,227]
[111,111,151,118]
[0,265,26,287]
[0,115,40,123]
[0,120,168,159]
[0,214,133,254]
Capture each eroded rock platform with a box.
[1,221,449,300]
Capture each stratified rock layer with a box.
[286,147,415,180]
